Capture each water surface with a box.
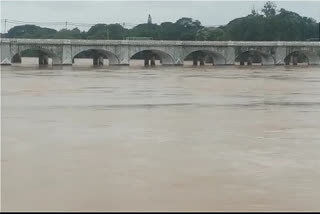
[1,59,320,211]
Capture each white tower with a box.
[148,14,152,24]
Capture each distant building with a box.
[148,14,152,24]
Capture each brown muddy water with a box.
[1,58,320,211]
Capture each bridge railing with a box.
[1,38,320,47]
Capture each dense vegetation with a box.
[2,2,319,41]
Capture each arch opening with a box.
[11,48,56,65]
[235,50,275,66]
[284,51,310,66]
[129,49,175,67]
[73,49,119,66]
[183,50,226,66]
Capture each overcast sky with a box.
[1,1,320,32]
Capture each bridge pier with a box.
[192,55,205,66]
[205,55,215,65]
[292,56,298,65]
[199,56,205,66]
[285,55,299,66]
[93,57,98,66]
[247,56,253,66]
[192,56,198,66]
[143,55,156,67]
[12,54,22,63]
[205,55,211,64]
[39,55,49,65]
[289,55,294,65]
[150,55,156,67]
[285,60,290,65]
[99,56,104,65]
[144,58,150,66]
[93,56,104,66]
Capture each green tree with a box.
[86,24,109,39]
[272,8,318,40]
[262,1,277,17]
[7,25,57,38]
[175,17,203,40]
[224,15,266,41]
[4,5,319,42]
[107,24,127,40]
[159,22,180,40]
[128,23,160,39]
[196,27,225,41]
[54,28,85,39]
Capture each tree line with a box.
[2,2,319,41]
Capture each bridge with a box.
[1,38,320,66]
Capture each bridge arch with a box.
[129,49,175,66]
[11,46,60,65]
[72,48,120,65]
[235,50,275,66]
[183,49,227,66]
[284,50,320,65]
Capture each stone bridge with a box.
[1,38,320,66]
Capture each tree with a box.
[4,5,319,42]
[159,22,180,40]
[107,24,127,40]
[7,25,57,38]
[129,23,160,39]
[196,27,225,41]
[175,17,203,40]
[86,24,109,39]
[251,6,260,17]
[273,8,317,40]
[262,1,277,17]
[54,28,85,39]
[251,9,257,16]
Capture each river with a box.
[1,58,320,211]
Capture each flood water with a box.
[1,58,320,211]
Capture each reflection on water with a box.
[1,58,320,211]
